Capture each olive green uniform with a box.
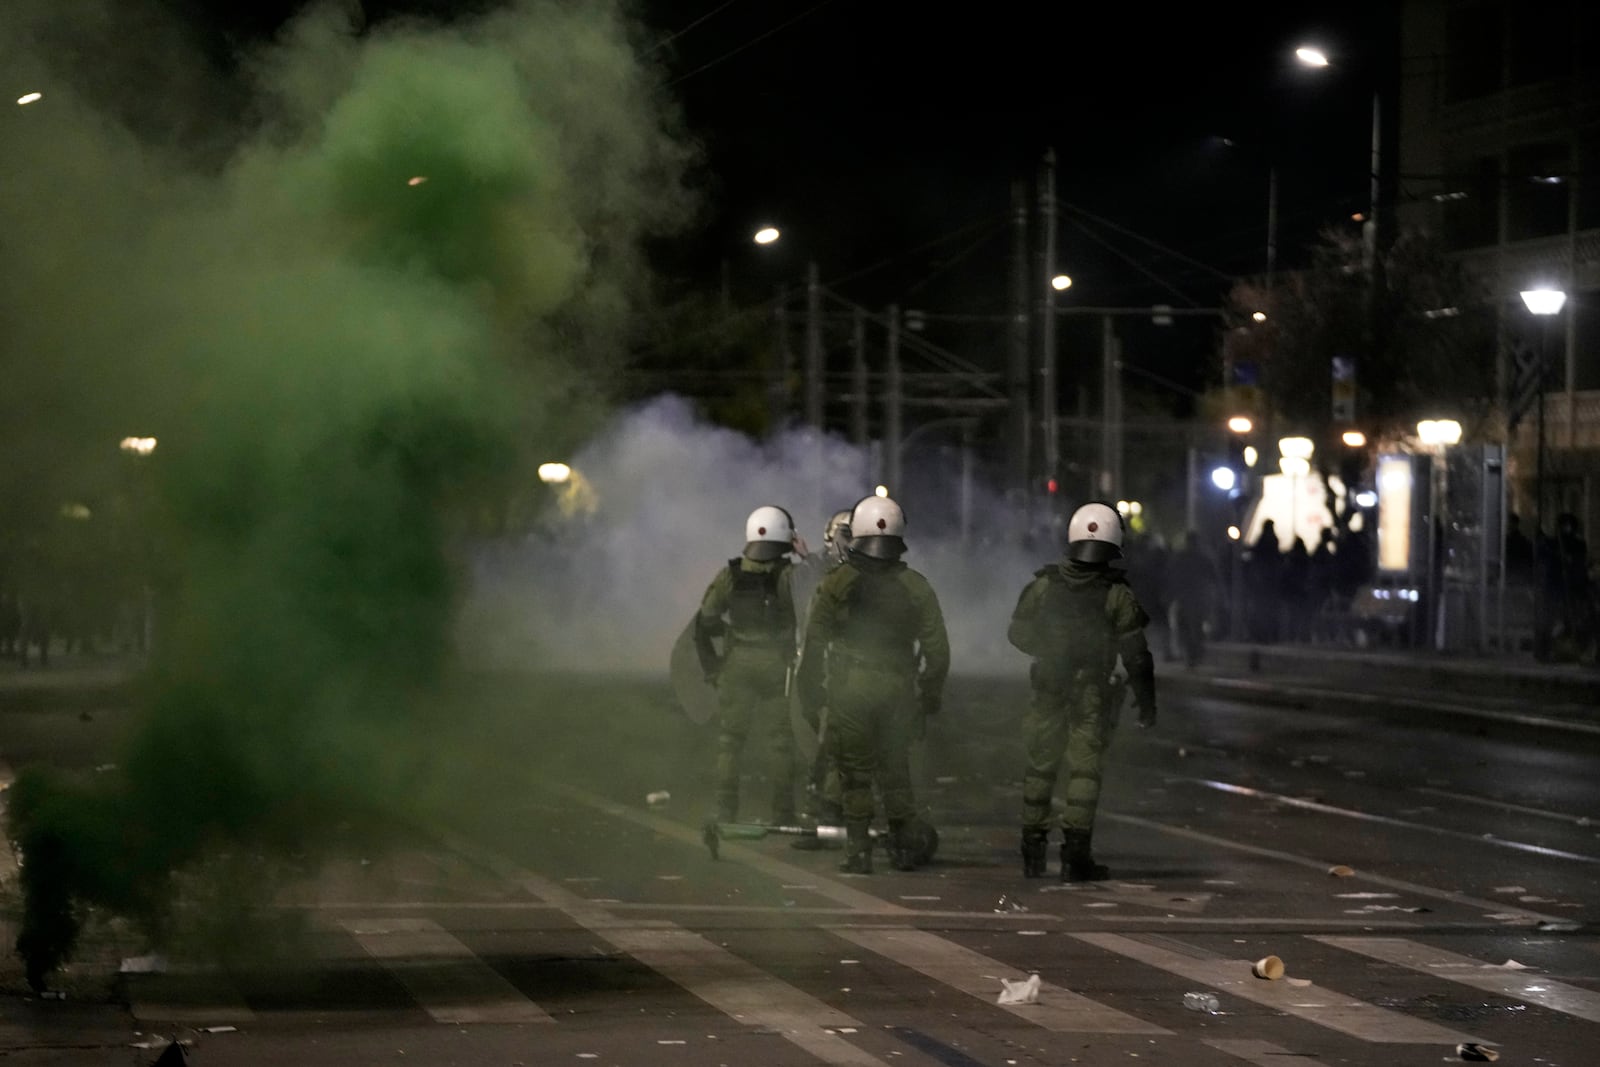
[695,557,798,822]
[1008,559,1155,838]
[797,555,948,869]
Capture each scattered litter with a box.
[200,1026,238,1034]
[1537,920,1582,932]
[840,959,860,965]
[1251,955,1284,981]
[1181,991,1220,1013]
[838,1027,858,1034]
[657,1039,686,1045]
[1336,892,1399,899]
[1017,930,1048,936]
[997,973,1041,1005]
[1485,913,1527,922]
[1456,1042,1501,1062]
[934,776,959,785]
[1286,978,1313,988]
[994,895,1029,914]
[645,791,671,806]
[120,954,169,975]
[1518,895,1557,904]
[899,895,941,901]
[577,1055,599,1060]
[1327,865,1355,878]
[1480,960,1531,971]
[1344,904,1432,914]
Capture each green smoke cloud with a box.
[0,0,692,986]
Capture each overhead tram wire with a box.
[665,0,840,87]
[644,0,744,56]
[1065,218,1206,308]
[1057,199,1237,284]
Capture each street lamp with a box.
[537,462,572,484]
[17,92,42,106]
[1519,287,1567,640]
[1415,419,1461,447]
[119,436,158,456]
[1342,430,1368,447]
[1295,44,1381,275]
[1050,274,1072,291]
[753,226,781,245]
[1294,46,1330,68]
[1227,416,1253,434]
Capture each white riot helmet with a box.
[823,509,854,565]
[744,505,796,561]
[1066,502,1124,563]
[849,495,906,560]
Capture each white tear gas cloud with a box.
[462,396,1047,675]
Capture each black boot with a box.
[1061,829,1109,882]
[887,822,917,871]
[1021,829,1049,878]
[838,820,873,874]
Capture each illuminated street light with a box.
[1416,419,1461,446]
[1278,435,1315,461]
[1116,500,1131,515]
[1520,287,1567,316]
[1227,525,1242,541]
[1355,490,1378,508]
[1250,310,1267,323]
[1279,456,1311,477]
[1342,430,1367,447]
[407,176,428,186]
[753,226,781,245]
[1295,45,1330,68]
[874,484,889,498]
[1227,416,1253,434]
[1243,445,1259,468]
[119,436,158,456]
[1211,467,1237,491]
[1050,274,1073,291]
[537,462,573,484]
[17,92,42,106]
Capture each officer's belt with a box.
[828,643,914,670]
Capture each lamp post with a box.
[1295,45,1381,276]
[1520,286,1567,659]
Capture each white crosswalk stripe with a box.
[1206,1038,1334,1066]
[1071,932,1486,1045]
[340,917,552,1024]
[1314,936,1600,1025]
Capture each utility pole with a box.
[804,260,823,428]
[850,307,868,447]
[1035,149,1059,493]
[885,304,903,493]
[1007,178,1032,501]
[1100,315,1122,496]
[770,284,790,431]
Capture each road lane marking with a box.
[1206,1038,1332,1066]
[1071,932,1482,1045]
[830,927,1168,1034]
[550,783,905,915]
[1178,777,1600,864]
[450,836,890,1067]
[1413,785,1597,827]
[1313,936,1600,1024]
[339,917,552,1025]
[1104,812,1568,924]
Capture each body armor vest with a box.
[835,564,918,664]
[727,559,791,643]
[1033,566,1115,673]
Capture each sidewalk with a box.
[0,654,141,707]
[1161,640,1600,731]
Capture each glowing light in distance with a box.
[874,484,889,498]
[1279,456,1311,477]
[1355,491,1377,508]
[1129,501,1143,516]
[1211,467,1237,491]
[1243,445,1259,467]
[1342,430,1367,447]
[1116,500,1130,515]
[1295,46,1330,67]
[1227,525,1242,541]
[1279,436,1315,461]
[1520,288,1567,315]
[17,92,42,106]
[1050,274,1073,291]
[119,436,158,455]
[1416,419,1462,446]
[538,462,572,484]
[1228,416,1253,434]
[407,176,428,186]
[753,227,781,245]
[1251,310,1267,323]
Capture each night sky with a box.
[187,0,1401,398]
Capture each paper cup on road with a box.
[1327,864,1355,878]
[1251,955,1285,981]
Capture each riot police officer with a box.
[799,509,855,830]
[695,506,803,825]
[1008,502,1157,881]
[797,495,948,873]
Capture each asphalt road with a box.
[2,667,1599,1066]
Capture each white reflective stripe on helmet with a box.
[850,495,906,540]
[746,505,795,545]
[1067,502,1123,548]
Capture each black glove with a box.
[919,688,942,719]
[1136,700,1157,729]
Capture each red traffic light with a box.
[1045,477,1059,494]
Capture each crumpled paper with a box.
[997,973,1041,1005]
